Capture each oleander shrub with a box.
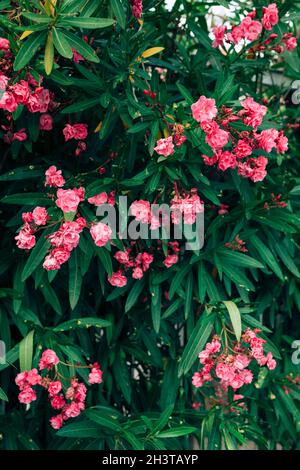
[0,0,300,450]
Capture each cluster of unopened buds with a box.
[212,4,297,54]
[15,349,103,430]
[225,235,248,253]
[282,373,300,395]
[192,328,276,394]
[264,193,288,210]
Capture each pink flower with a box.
[192,372,203,388]
[130,200,151,224]
[174,134,187,146]
[12,129,27,142]
[215,363,235,382]
[39,349,59,370]
[191,95,217,124]
[240,97,267,128]
[130,0,143,19]
[265,352,277,370]
[56,188,81,213]
[63,402,82,419]
[90,222,112,247]
[202,153,219,166]
[234,355,251,370]
[40,113,53,131]
[283,35,297,51]
[26,368,41,386]
[45,166,65,188]
[212,25,226,48]
[88,364,103,384]
[32,207,48,226]
[227,25,244,44]
[241,16,262,42]
[163,254,179,268]
[49,221,83,251]
[48,381,62,397]
[51,395,66,410]
[234,139,253,158]
[0,37,10,51]
[262,3,279,31]
[108,271,127,287]
[33,87,50,113]
[0,74,9,90]
[276,132,288,153]
[63,123,88,141]
[18,386,37,404]
[154,136,175,157]
[50,414,63,430]
[217,151,237,171]
[12,81,30,104]
[140,252,154,271]
[256,129,278,153]
[15,372,28,390]
[0,91,18,112]
[88,192,108,206]
[15,223,36,250]
[132,267,144,279]
[205,122,229,149]
[114,250,130,264]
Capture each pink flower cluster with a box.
[154,124,187,157]
[130,0,143,19]
[15,207,49,250]
[170,188,204,224]
[45,166,66,188]
[192,329,276,392]
[43,218,86,271]
[212,4,297,53]
[56,187,85,213]
[88,191,116,207]
[15,349,103,430]
[109,249,154,286]
[192,96,288,182]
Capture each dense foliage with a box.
[1,0,300,450]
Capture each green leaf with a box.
[223,300,242,342]
[14,31,47,71]
[150,284,161,334]
[1,193,52,205]
[250,235,284,281]
[21,234,51,282]
[53,317,111,332]
[158,426,197,438]
[125,278,146,312]
[178,308,216,377]
[56,420,100,438]
[97,247,113,276]
[111,0,127,29]
[69,251,82,310]
[19,330,34,372]
[59,17,115,29]
[62,31,100,63]
[169,264,190,299]
[62,97,101,114]
[0,387,8,402]
[85,409,122,431]
[52,28,73,59]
